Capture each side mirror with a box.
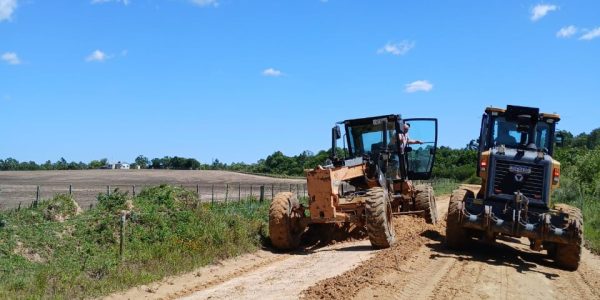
[467,139,479,150]
[333,125,341,140]
[555,132,564,147]
[331,125,341,159]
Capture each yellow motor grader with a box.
[446,105,583,270]
[269,114,439,250]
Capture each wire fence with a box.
[0,178,458,212]
[0,183,308,211]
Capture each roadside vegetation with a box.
[553,132,600,254]
[0,186,269,299]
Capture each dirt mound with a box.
[301,216,443,299]
[43,194,82,222]
[301,223,368,250]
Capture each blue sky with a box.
[1,1,599,164]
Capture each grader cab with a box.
[446,105,583,270]
[269,114,439,250]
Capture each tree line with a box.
[2,128,599,182]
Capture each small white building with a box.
[103,162,130,170]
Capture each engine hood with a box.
[485,147,552,208]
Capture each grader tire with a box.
[365,187,396,249]
[415,184,439,225]
[269,192,304,251]
[553,203,583,271]
[445,189,472,250]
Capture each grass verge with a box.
[553,177,600,254]
[0,185,269,299]
[429,178,460,196]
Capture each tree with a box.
[1,158,19,170]
[135,155,149,169]
[89,159,107,169]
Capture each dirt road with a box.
[107,194,600,300]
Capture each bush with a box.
[97,189,129,212]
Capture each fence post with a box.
[289,184,292,192]
[119,212,127,261]
[303,184,306,198]
[238,183,241,201]
[271,184,274,200]
[225,184,229,203]
[132,185,136,197]
[69,184,72,196]
[107,185,110,196]
[250,185,253,198]
[34,186,40,207]
[296,184,299,198]
[260,185,265,202]
[196,184,200,198]
[211,184,215,204]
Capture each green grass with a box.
[428,178,460,196]
[0,185,269,299]
[553,177,600,254]
[583,200,600,253]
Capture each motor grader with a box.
[446,105,583,270]
[269,114,439,250]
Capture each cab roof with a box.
[338,114,402,126]
[485,105,560,122]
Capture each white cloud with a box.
[0,0,17,22]
[191,0,218,7]
[85,50,108,62]
[531,4,557,22]
[91,0,130,5]
[579,27,600,41]
[377,41,415,56]
[1,52,21,65]
[405,80,433,93]
[556,25,577,38]
[262,68,283,77]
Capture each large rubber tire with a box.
[553,203,583,271]
[365,187,396,249]
[415,184,439,225]
[445,189,471,250]
[269,192,304,251]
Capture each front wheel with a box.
[269,192,305,251]
[415,184,438,224]
[365,187,396,249]
[553,204,583,271]
[445,189,472,250]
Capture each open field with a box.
[0,170,306,210]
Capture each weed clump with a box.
[42,194,82,222]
